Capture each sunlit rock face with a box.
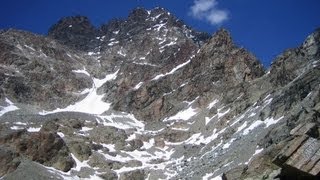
[0,7,320,180]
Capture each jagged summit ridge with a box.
[302,28,320,56]
[210,28,234,47]
[48,7,210,51]
[48,15,98,50]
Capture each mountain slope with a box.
[0,7,319,180]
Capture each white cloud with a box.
[189,0,229,25]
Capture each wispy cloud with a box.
[189,0,229,25]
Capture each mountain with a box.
[0,7,319,180]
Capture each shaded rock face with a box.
[0,146,20,177]
[0,30,92,109]
[0,128,74,172]
[49,7,210,54]
[120,170,145,180]
[68,141,92,161]
[183,29,265,86]
[1,6,320,180]
[270,29,320,87]
[48,16,99,51]
[112,28,265,122]
[271,123,320,179]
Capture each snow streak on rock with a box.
[0,98,19,116]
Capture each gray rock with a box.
[119,169,145,180]
[0,129,74,172]
[99,170,118,180]
[0,146,20,177]
[68,141,92,161]
[2,160,64,180]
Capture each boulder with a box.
[120,169,145,180]
[0,146,20,177]
[68,141,92,161]
[273,134,320,178]
[0,129,74,172]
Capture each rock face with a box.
[48,16,99,51]
[0,6,320,180]
[0,145,20,177]
[0,127,74,174]
[272,123,320,179]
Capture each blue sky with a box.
[0,0,319,66]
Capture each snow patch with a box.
[0,98,19,116]
[15,122,27,125]
[264,116,284,127]
[72,69,90,76]
[165,106,198,121]
[153,23,167,31]
[202,172,215,180]
[186,128,225,145]
[133,82,144,90]
[208,99,219,109]
[236,121,248,133]
[40,89,111,115]
[222,138,236,149]
[117,50,126,57]
[71,153,91,171]
[242,116,283,135]
[159,41,177,51]
[180,82,188,87]
[133,62,158,67]
[93,69,119,88]
[210,175,222,180]
[80,127,93,132]
[126,134,137,141]
[40,70,119,115]
[101,143,116,152]
[171,127,190,131]
[248,112,256,117]
[141,138,155,149]
[152,59,191,81]
[79,88,91,95]
[217,107,230,118]
[87,52,95,56]
[253,148,264,156]
[57,132,65,138]
[24,45,35,51]
[10,126,24,130]
[108,41,119,46]
[27,127,41,132]
[242,120,264,135]
[205,116,216,125]
[245,147,264,165]
[98,113,145,132]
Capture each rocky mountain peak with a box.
[48,15,98,51]
[194,27,264,84]
[127,7,150,22]
[128,7,174,23]
[209,28,234,48]
[128,7,150,22]
[48,16,96,37]
[302,28,320,56]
